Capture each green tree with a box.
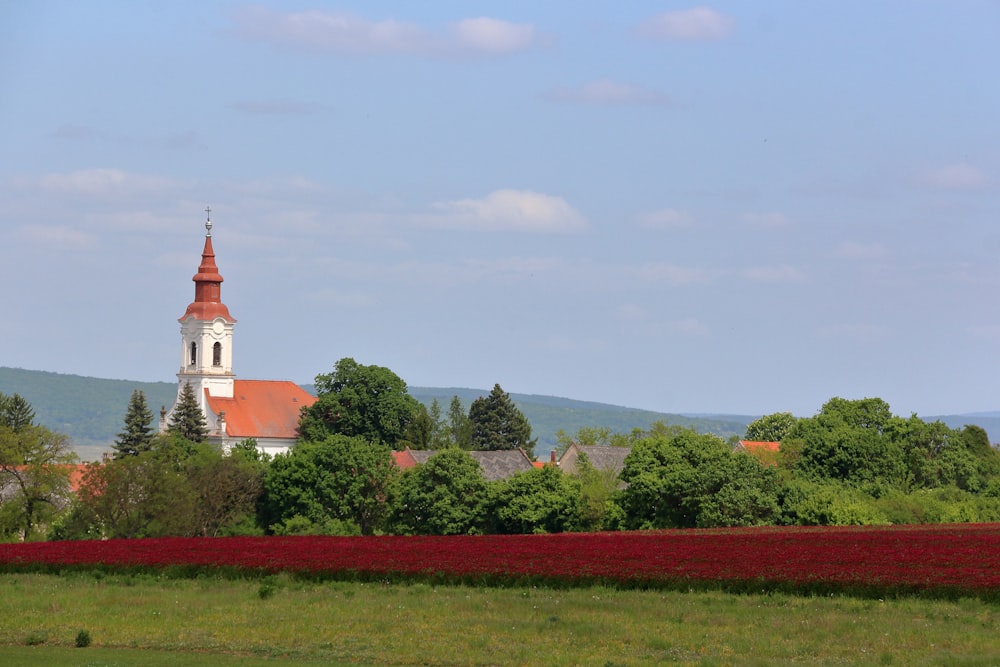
[570,453,625,531]
[388,448,489,535]
[787,397,906,490]
[779,478,888,526]
[66,446,199,539]
[167,382,209,443]
[554,426,633,458]
[447,395,472,449]
[261,435,398,535]
[0,392,77,539]
[63,437,265,539]
[468,384,536,458]
[618,429,781,529]
[489,465,582,534]
[0,421,77,540]
[298,358,422,446]
[113,389,155,458]
[745,412,797,442]
[187,446,266,536]
[0,392,35,432]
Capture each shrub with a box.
[75,629,92,648]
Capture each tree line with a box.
[3,359,1000,541]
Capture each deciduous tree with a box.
[745,412,797,443]
[489,465,582,534]
[388,448,489,535]
[298,358,421,447]
[261,434,398,535]
[618,429,781,529]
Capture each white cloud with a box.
[919,163,988,190]
[743,265,804,283]
[834,242,887,261]
[231,7,539,57]
[426,189,587,232]
[230,99,329,115]
[618,303,647,321]
[39,168,176,198]
[14,224,97,249]
[638,208,693,229]
[667,318,710,336]
[302,288,373,307]
[452,17,537,55]
[545,79,669,106]
[636,7,734,41]
[541,335,607,353]
[743,211,791,228]
[967,324,1000,340]
[817,323,890,341]
[633,262,712,285]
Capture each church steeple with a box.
[180,209,235,323]
[160,209,237,435]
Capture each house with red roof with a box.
[734,440,781,466]
[159,212,315,456]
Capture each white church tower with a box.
[161,209,237,430]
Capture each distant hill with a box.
[4,366,995,462]
[1,367,753,460]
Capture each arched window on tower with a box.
[189,341,197,366]
[213,342,222,367]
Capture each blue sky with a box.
[2,2,999,418]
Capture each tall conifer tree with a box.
[468,384,536,458]
[168,382,209,443]
[113,389,155,457]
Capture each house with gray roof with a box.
[558,444,631,478]
[392,448,534,481]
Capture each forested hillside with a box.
[0,367,752,459]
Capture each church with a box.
[158,212,316,456]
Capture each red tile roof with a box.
[738,440,781,452]
[392,450,419,469]
[9,464,88,493]
[205,380,316,440]
[180,234,235,322]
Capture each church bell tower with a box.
[161,209,237,430]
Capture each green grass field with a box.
[2,572,1000,666]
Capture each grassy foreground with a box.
[2,573,1000,666]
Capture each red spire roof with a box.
[180,219,236,322]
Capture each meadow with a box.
[3,572,1000,666]
[4,526,1000,665]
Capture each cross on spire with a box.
[205,206,212,236]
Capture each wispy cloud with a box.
[743,265,804,283]
[452,17,538,55]
[834,242,887,261]
[632,262,713,285]
[231,8,541,57]
[743,211,791,228]
[817,323,890,341]
[545,79,669,107]
[14,224,98,250]
[636,7,734,41]
[51,124,99,141]
[666,317,710,336]
[230,99,330,115]
[39,168,178,198]
[638,208,693,229]
[919,163,988,190]
[424,189,586,232]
